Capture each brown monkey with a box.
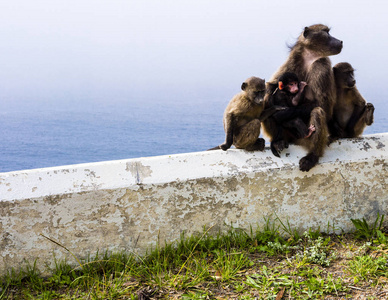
[262,24,342,171]
[330,62,374,140]
[209,76,267,151]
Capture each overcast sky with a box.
[0,0,386,106]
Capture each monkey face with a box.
[333,62,356,89]
[345,72,356,88]
[303,24,343,56]
[241,76,266,105]
[251,90,266,105]
[278,72,300,95]
[287,82,299,94]
[279,81,298,95]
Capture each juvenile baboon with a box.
[267,72,317,157]
[263,24,343,171]
[330,62,374,139]
[210,76,267,151]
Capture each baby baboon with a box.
[210,76,266,151]
[330,62,374,140]
[268,72,317,157]
[262,24,343,171]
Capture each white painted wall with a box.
[0,133,387,274]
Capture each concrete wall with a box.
[0,133,387,275]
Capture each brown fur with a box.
[331,62,374,139]
[211,76,266,151]
[262,24,342,171]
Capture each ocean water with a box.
[0,98,226,172]
[1,98,387,173]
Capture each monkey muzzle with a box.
[330,38,343,55]
[347,80,356,88]
[254,97,264,106]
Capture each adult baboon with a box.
[263,24,343,171]
[330,62,374,139]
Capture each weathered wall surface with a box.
[0,133,387,274]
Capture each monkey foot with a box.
[304,124,316,138]
[219,143,231,151]
[327,135,339,146]
[299,153,319,172]
[270,139,287,157]
[246,138,265,151]
[365,103,375,126]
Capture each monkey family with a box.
[211,24,374,172]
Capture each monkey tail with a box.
[207,145,221,151]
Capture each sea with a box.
[1,97,387,173]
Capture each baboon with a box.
[263,24,343,171]
[330,62,374,140]
[209,76,267,151]
[268,72,317,157]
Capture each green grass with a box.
[1,215,388,299]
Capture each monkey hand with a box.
[304,124,316,138]
[365,103,374,125]
[299,81,307,92]
[219,143,231,151]
[299,153,319,172]
[259,106,287,121]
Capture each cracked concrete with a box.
[0,133,387,275]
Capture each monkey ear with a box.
[303,27,310,38]
[241,82,247,91]
[278,81,284,90]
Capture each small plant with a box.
[234,281,246,292]
[181,291,210,299]
[275,214,302,243]
[266,241,299,255]
[244,266,293,299]
[211,249,252,282]
[351,213,386,242]
[297,232,336,267]
[346,255,388,284]
[249,216,300,256]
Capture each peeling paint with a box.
[377,141,385,149]
[126,161,153,184]
[360,141,372,151]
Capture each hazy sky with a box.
[0,0,387,105]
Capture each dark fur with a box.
[268,73,317,156]
[262,24,342,171]
[209,76,266,151]
[330,62,374,140]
